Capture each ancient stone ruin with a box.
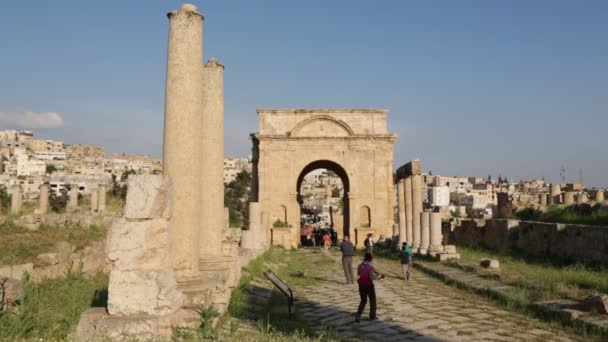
[76,4,257,339]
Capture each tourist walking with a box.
[354,253,384,323]
[363,233,374,255]
[400,242,411,281]
[340,235,355,284]
[322,232,331,252]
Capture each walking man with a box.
[340,235,355,284]
[354,253,384,323]
[400,242,411,281]
[363,233,374,255]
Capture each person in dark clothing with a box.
[340,235,355,284]
[400,242,411,281]
[363,233,374,255]
[355,253,384,322]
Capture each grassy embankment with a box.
[175,247,339,341]
[0,220,107,265]
[455,245,608,302]
[515,205,608,226]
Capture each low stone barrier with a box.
[450,219,608,264]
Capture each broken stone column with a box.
[539,193,547,206]
[411,174,423,249]
[577,192,589,204]
[199,57,225,258]
[261,211,270,248]
[429,212,443,253]
[397,179,406,246]
[419,211,430,254]
[241,202,262,251]
[97,184,107,213]
[404,177,413,244]
[38,183,49,214]
[90,188,99,213]
[563,191,574,206]
[164,3,204,280]
[550,184,561,205]
[67,184,79,212]
[595,190,605,203]
[10,184,22,215]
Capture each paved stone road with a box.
[292,248,583,342]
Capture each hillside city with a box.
[2,129,603,226]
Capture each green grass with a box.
[0,221,107,265]
[225,247,338,341]
[516,205,608,226]
[457,245,608,301]
[0,272,108,341]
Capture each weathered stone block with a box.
[0,263,34,279]
[106,218,173,272]
[0,277,21,308]
[582,294,608,314]
[108,270,183,316]
[105,217,183,317]
[124,175,172,219]
[444,245,457,254]
[480,259,500,269]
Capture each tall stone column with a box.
[10,185,22,215]
[397,179,406,246]
[595,190,605,203]
[411,174,423,249]
[90,188,99,213]
[68,184,79,212]
[419,211,430,254]
[164,4,204,279]
[539,193,547,206]
[38,183,49,214]
[98,184,107,213]
[563,191,574,206]
[199,58,225,258]
[404,177,413,244]
[550,184,561,205]
[429,212,443,252]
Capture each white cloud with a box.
[0,110,64,128]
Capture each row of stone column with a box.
[540,188,605,206]
[4,183,107,215]
[241,202,270,251]
[395,160,443,254]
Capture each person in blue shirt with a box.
[400,242,411,281]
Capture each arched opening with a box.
[360,205,371,228]
[296,160,350,246]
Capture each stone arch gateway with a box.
[251,109,397,248]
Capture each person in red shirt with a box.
[322,232,331,252]
[354,252,384,322]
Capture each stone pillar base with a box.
[75,307,199,342]
[417,248,428,255]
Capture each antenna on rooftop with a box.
[578,168,583,185]
[560,164,566,184]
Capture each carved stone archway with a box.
[251,109,397,248]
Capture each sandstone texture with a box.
[124,174,172,219]
[106,218,183,316]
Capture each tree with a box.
[46,164,58,175]
[0,185,11,213]
[224,170,251,228]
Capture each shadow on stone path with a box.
[288,248,584,342]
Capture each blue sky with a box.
[0,1,606,187]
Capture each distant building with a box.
[429,186,450,208]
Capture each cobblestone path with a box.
[292,248,583,342]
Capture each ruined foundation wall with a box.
[451,219,608,264]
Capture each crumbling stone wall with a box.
[451,219,608,264]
